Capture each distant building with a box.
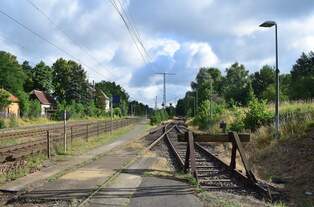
[30,90,55,116]
[5,93,20,117]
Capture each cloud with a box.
[130,41,218,87]
[0,0,314,106]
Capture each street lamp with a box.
[259,20,280,139]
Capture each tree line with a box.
[176,51,314,118]
[0,50,150,119]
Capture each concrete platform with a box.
[0,119,148,192]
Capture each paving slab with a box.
[0,119,148,192]
[85,156,203,207]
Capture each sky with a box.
[0,0,314,107]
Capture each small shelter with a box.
[30,90,55,116]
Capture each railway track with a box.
[147,119,273,200]
[0,118,138,163]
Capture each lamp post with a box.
[259,20,280,139]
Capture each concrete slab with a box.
[0,119,148,192]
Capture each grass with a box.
[0,153,46,184]
[0,116,129,129]
[56,125,135,155]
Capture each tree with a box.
[22,61,34,92]
[0,89,11,110]
[290,51,314,100]
[33,61,54,93]
[95,81,129,115]
[222,62,253,106]
[0,51,26,94]
[251,65,275,100]
[52,58,90,104]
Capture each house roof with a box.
[9,94,19,102]
[30,90,54,105]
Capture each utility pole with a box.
[155,96,157,110]
[155,72,175,108]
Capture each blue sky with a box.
[0,0,314,106]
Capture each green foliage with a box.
[29,100,41,118]
[16,91,30,117]
[113,107,122,117]
[32,61,54,93]
[150,109,168,125]
[0,51,26,94]
[52,58,90,104]
[229,106,246,132]
[96,81,129,116]
[0,119,5,129]
[8,116,18,128]
[195,100,211,129]
[290,51,314,100]
[243,98,272,131]
[0,89,12,110]
[251,65,275,100]
[222,62,252,106]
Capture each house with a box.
[4,93,20,117]
[30,90,55,116]
[0,89,20,117]
[96,89,110,112]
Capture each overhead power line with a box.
[25,0,106,67]
[109,0,151,64]
[0,8,107,80]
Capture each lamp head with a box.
[259,21,276,28]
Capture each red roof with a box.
[9,94,19,102]
[31,90,54,105]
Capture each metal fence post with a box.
[47,130,50,158]
[70,126,73,148]
[86,124,89,141]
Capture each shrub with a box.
[150,109,168,125]
[28,100,41,118]
[195,100,211,130]
[113,107,122,117]
[0,119,5,129]
[8,116,18,128]
[243,98,272,131]
[0,89,11,110]
[229,106,246,132]
[16,91,30,117]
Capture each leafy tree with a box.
[32,61,54,93]
[222,63,253,106]
[22,61,34,92]
[52,58,90,104]
[0,89,11,110]
[96,81,129,115]
[243,98,272,131]
[29,100,41,118]
[0,51,26,94]
[251,65,275,100]
[195,100,211,129]
[290,51,314,100]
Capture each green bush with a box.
[29,100,41,118]
[150,109,168,125]
[230,107,245,132]
[16,91,30,117]
[8,116,18,128]
[0,119,5,129]
[243,98,272,131]
[113,107,122,117]
[195,100,211,130]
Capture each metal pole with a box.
[275,24,280,139]
[210,81,213,119]
[47,130,50,158]
[63,109,67,153]
[196,89,198,116]
[163,72,166,108]
[110,97,113,134]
